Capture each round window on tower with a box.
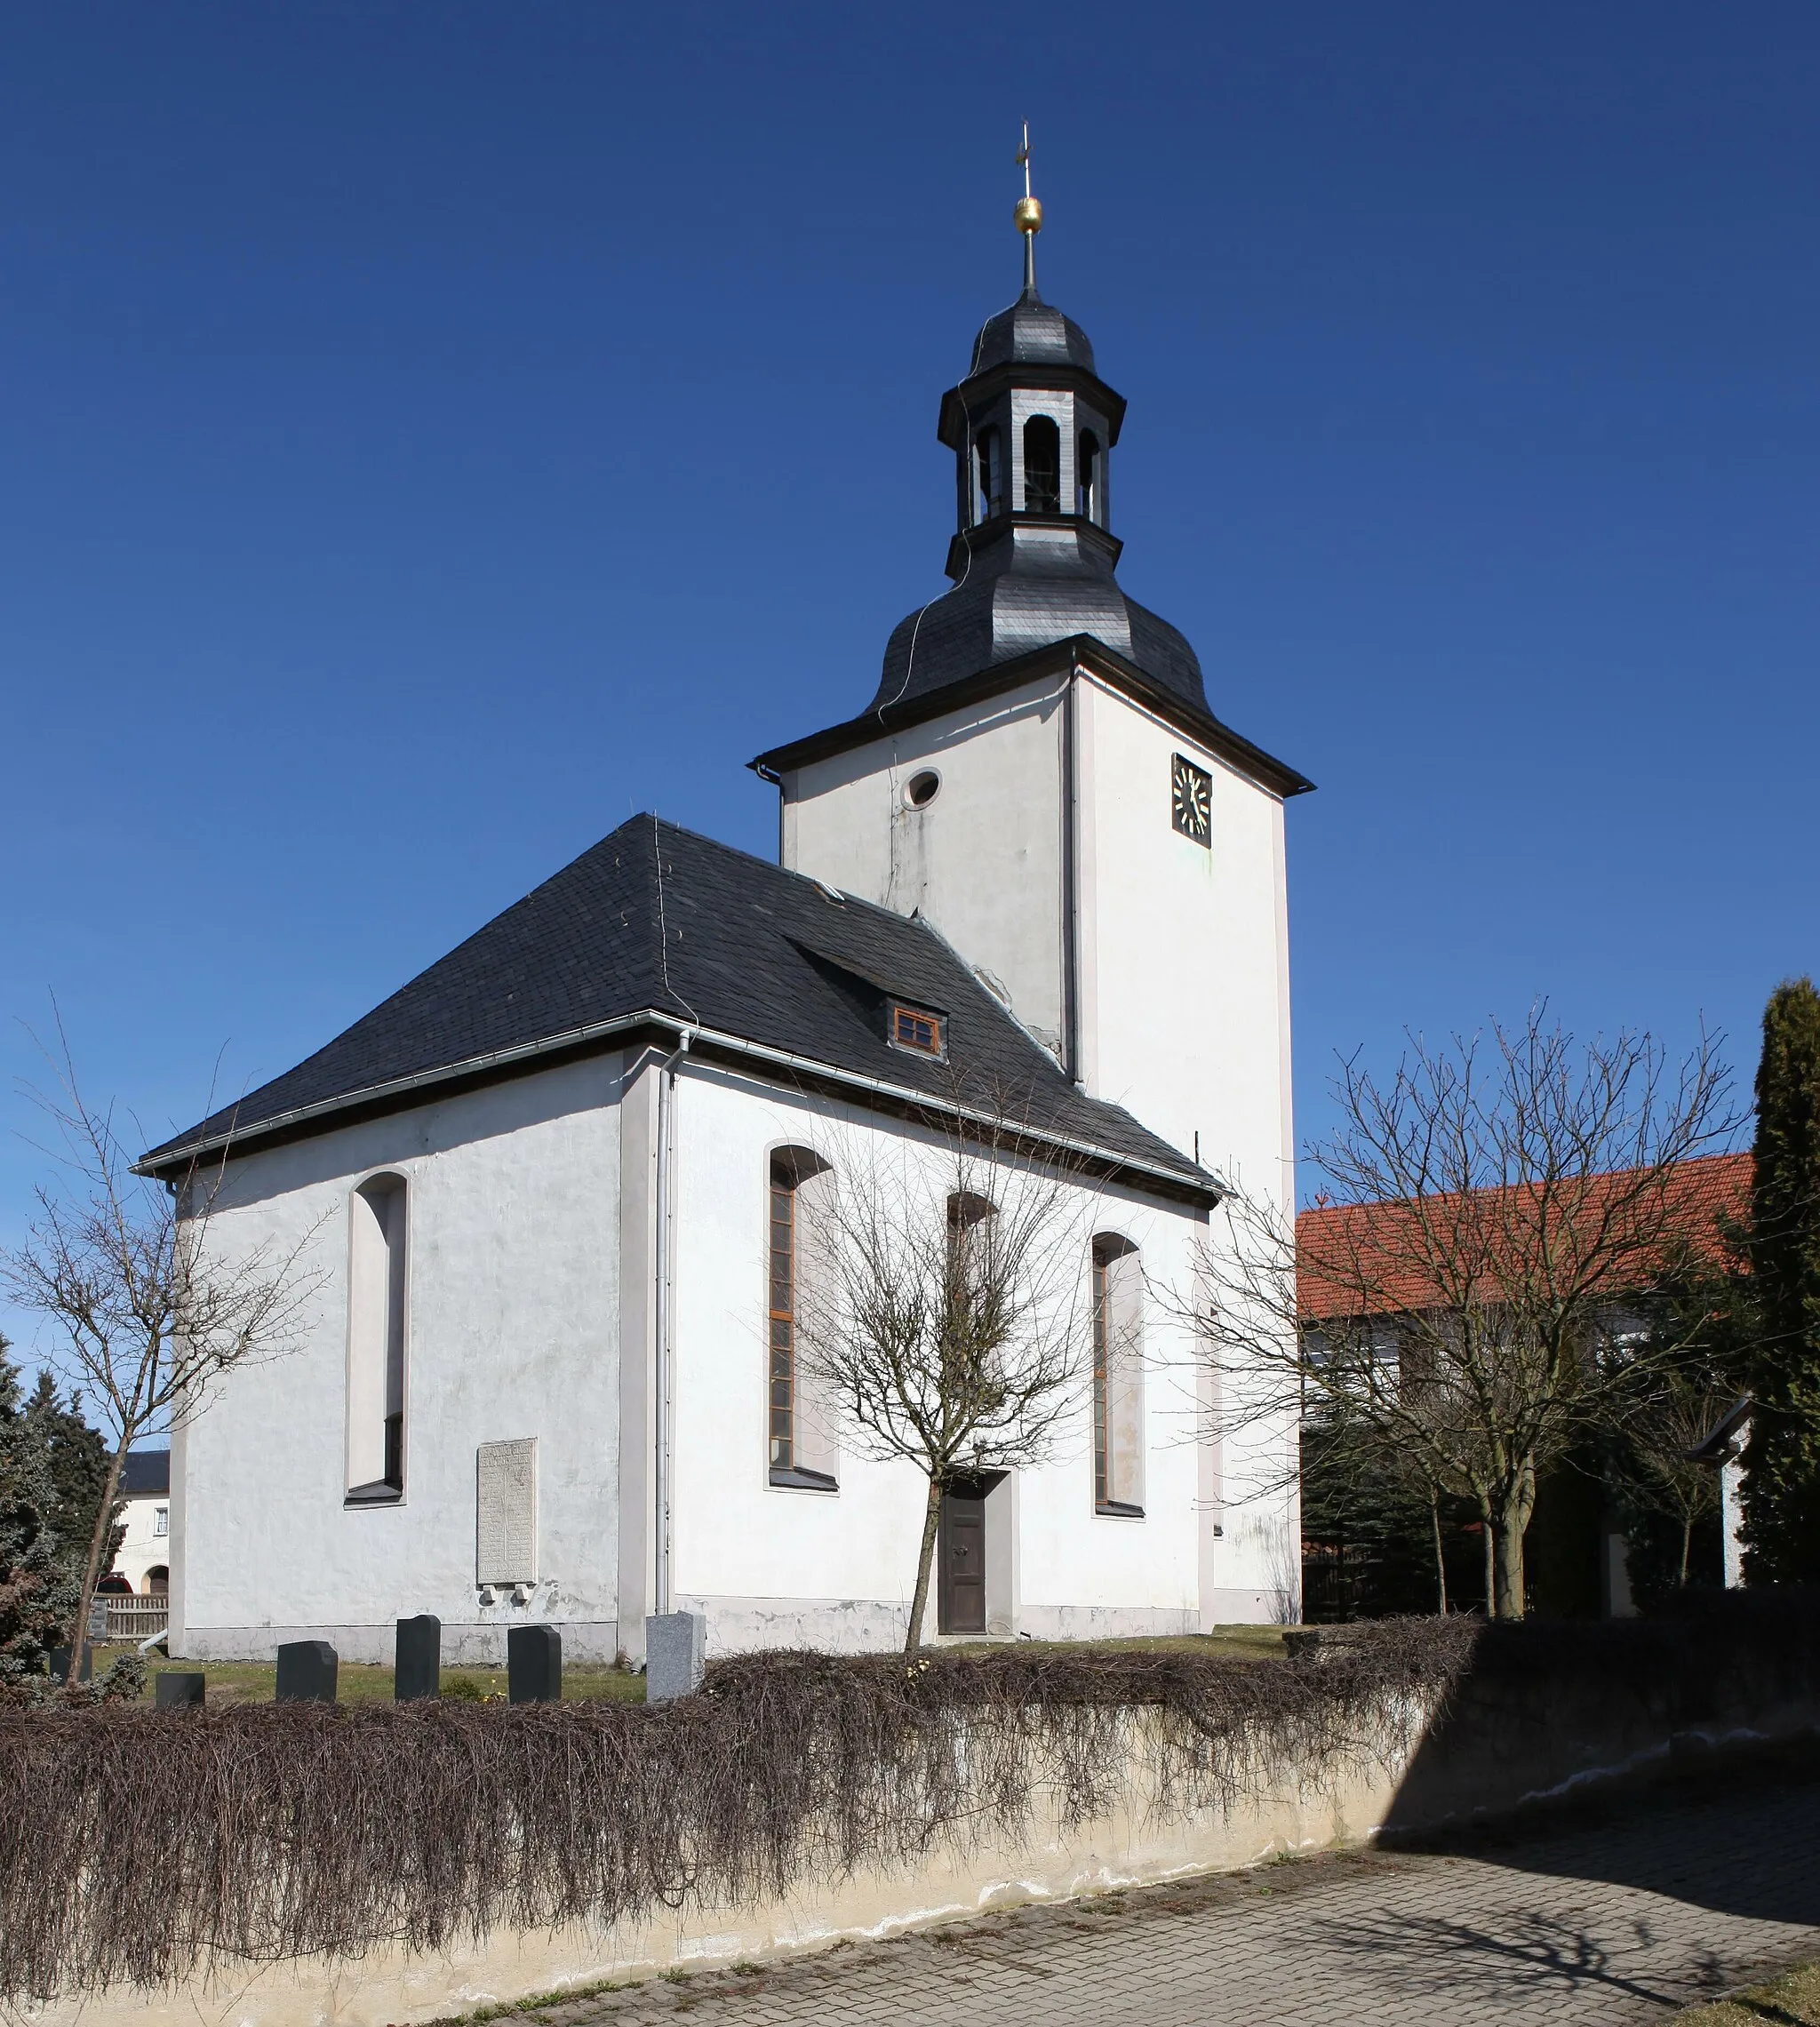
[903,770,941,811]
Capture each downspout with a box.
[1062,666,1082,1085]
[652,1028,691,1617]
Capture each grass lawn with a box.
[92,1624,1289,1708]
[1678,1961,1820,2022]
[92,1646,646,1706]
[995,1626,1291,1662]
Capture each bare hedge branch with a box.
[0,1626,1480,2000]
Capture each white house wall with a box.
[174,1056,626,1664]
[110,1492,171,1593]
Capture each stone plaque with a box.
[476,1437,538,1584]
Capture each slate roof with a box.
[868,523,1209,720]
[968,287,1099,377]
[119,1448,170,1497]
[140,818,1212,1200]
[751,276,1310,799]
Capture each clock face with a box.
[1171,754,1212,845]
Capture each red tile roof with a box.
[1296,1151,1751,1323]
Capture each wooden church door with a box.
[937,1488,986,1633]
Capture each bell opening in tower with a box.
[973,427,1002,523]
[1022,416,1061,514]
[1077,429,1100,522]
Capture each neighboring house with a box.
[1689,1394,1752,1589]
[104,1448,172,1596]
[1296,1152,1752,1618]
[135,200,1311,1664]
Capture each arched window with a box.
[347,1173,408,1503]
[944,1190,999,1366]
[769,1149,838,1490]
[1077,430,1101,521]
[1092,1235,1145,1515]
[974,427,1003,521]
[1022,415,1061,514]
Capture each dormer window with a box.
[1023,416,1060,514]
[974,428,1002,522]
[890,1003,945,1057]
[1077,429,1101,522]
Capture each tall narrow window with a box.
[1077,430,1100,521]
[1023,415,1061,513]
[1092,1235,1145,1515]
[347,1174,407,1503]
[974,427,1002,521]
[769,1150,838,1490]
[946,1190,998,1373]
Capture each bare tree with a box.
[795,1108,1094,1654]
[2,1023,323,1659]
[1609,1243,1749,1592]
[1191,1010,1736,1619]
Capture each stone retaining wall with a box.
[19,1639,1820,2027]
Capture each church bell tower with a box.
[751,142,1310,1197]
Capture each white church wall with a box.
[665,1066,932,1650]
[1075,678,1302,1621]
[1075,675,1292,1187]
[778,670,1302,1629]
[173,1056,627,1664]
[781,676,1069,1057]
[664,1064,1217,1652]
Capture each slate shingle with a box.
[141,818,1209,1197]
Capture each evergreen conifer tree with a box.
[23,1370,122,1585]
[0,1335,82,1695]
[1743,977,1820,1580]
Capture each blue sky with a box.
[4,4,1816,1364]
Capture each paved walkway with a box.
[527,1782,1820,2026]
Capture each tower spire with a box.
[1014,121,1042,299]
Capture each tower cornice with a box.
[938,359,1127,451]
[748,635,1314,802]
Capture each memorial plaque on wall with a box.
[476,1437,539,1584]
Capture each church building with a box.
[140,178,1312,1663]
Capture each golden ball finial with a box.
[1014,194,1043,235]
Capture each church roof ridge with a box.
[139,814,1212,1201]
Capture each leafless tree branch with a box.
[1180,1007,1737,1619]
[795,1089,1097,1652]
[2,1012,325,1664]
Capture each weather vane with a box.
[1014,120,1042,294]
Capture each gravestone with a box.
[507,1624,561,1704]
[395,1615,441,1701]
[49,1644,92,1684]
[275,1640,339,1703]
[644,1611,706,1703]
[155,1671,206,1709]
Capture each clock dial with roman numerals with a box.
[1171,754,1211,845]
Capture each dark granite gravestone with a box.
[395,1615,441,1700]
[155,1671,206,1708]
[507,1624,562,1704]
[275,1640,339,1702]
[49,1644,92,1684]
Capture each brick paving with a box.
[515,1780,1820,2026]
